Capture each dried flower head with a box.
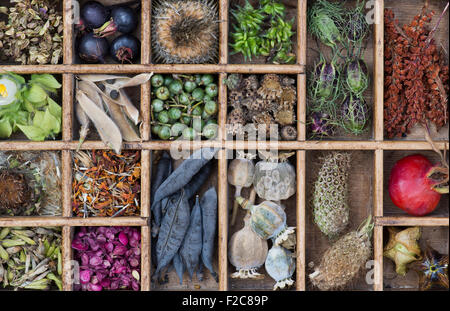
[0,170,31,215]
[0,0,63,65]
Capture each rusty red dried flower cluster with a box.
[384,6,449,138]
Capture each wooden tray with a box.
[0,0,448,292]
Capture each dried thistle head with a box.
[152,0,219,64]
[0,170,31,215]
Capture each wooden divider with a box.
[0,0,448,292]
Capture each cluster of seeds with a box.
[151,74,219,140]
[226,74,297,140]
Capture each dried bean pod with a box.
[151,151,172,236]
[200,187,218,281]
[172,252,184,285]
[154,189,190,280]
[151,148,218,208]
[179,196,203,280]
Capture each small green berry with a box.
[158,125,171,140]
[151,99,165,112]
[151,74,164,87]
[191,88,205,102]
[155,86,170,100]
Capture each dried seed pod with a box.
[280,125,297,141]
[312,152,351,238]
[265,245,295,290]
[242,75,259,91]
[343,58,369,95]
[383,227,422,276]
[229,214,268,279]
[253,152,296,202]
[309,216,374,291]
[226,107,246,136]
[0,170,31,216]
[257,74,283,101]
[252,112,275,136]
[340,94,370,135]
[236,197,295,246]
[152,0,219,64]
[224,74,243,91]
[228,152,256,226]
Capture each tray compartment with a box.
[228,0,299,65]
[227,149,298,291]
[305,0,376,141]
[150,150,220,290]
[0,0,64,65]
[0,74,64,142]
[383,226,449,291]
[383,150,449,218]
[305,150,374,291]
[72,0,143,65]
[384,0,449,141]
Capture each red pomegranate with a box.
[388,154,449,216]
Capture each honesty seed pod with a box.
[253,151,296,202]
[236,197,295,246]
[265,245,295,290]
[228,152,256,226]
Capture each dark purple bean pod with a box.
[154,189,190,280]
[179,196,203,280]
[172,252,185,285]
[151,148,218,208]
[200,187,218,282]
[150,151,172,235]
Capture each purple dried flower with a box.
[80,270,91,284]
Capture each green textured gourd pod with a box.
[312,152,351,238]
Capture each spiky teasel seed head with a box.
[312,152,351,238]
[0,170,31,215]
[309,216,374,291]
[152,0,219,64]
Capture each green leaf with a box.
[24,84,48,104]
[0,118,13,138]
[16,124,47,141]
[47,97,62,121]
[6,72,25,85]
[42,107,60,134]
[33,110,46,127]
[23,99,36,112]
[31,74,61,93]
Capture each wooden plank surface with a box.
[0,0,448,293]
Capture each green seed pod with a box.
[340,94,370,135]
[344,59,369,95]
[308,0,345,49]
